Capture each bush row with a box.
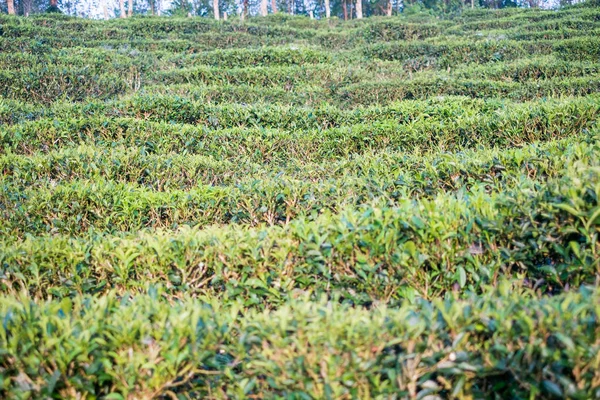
[2,62,598,105]
[1,134,592,236]
[338,76,600,104]
[0,67,130,104]
[1,155,599,300]
[2,97,596,159]
[449,57,600,81]
[156,58,600,85]
[0,287,598,398]
[0,134,582,191]
[507,28,600,41]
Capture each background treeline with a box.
[1,0,595,21]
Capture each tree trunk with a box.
[355,0,362,18]
[119,0,126,17]
[386,0,392,15]
[22,0,32,16]
[103,2,109,19]
[213,0,219,19]
[342,0,347,20]
[128,0,133,16]
[260,0,268,16]
[50,0,57,7]
[471,0,474,8]
[324,0,330,18]
[271,0,277,12]
[7,0,15,14]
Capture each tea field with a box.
[1,4,600,399]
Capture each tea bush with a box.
[0,286,598,398]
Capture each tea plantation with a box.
[1,3,600,398]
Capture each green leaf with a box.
[458,267,467,288]
[554,333,575,350]
[542,380,563,397]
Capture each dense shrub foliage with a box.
[1,5,600,399]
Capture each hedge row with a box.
[1,153,599,300]
[2,97,597,159]
[507,28,600,41]
[366,37,600,65]
[156,57,600,85]
[338,76,600,104]
[1,287,598,398]
[1,133,593,236]
[2,63,598,105]
[0,67,131,104]
[0,134,582,191]
[155,64,365,87]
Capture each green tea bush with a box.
[0,67,129,103]
[0,287,597,398]
[338,76,600,103]
[2,97,597,156]
[1,150,599,301]
[0,134,582,192]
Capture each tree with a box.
[213,0,218,18]
[7,0,15,14]
[324,0,330,17]
[260,0,267,15]
[271,0,277,12]
[128,0,133,16]
[47,0,61,12]
[355,0,362,17]
[120,0,126,16]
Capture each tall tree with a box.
[260,0,267,15]
[213,0,219,19]
[243,0,249,17]
[271,0,277,12]
[324,0,330,18]
[21,0,32,16]
[355,0,362,18]
[7,0,15,14]
[120,0,126,17]
[128,0,133,16]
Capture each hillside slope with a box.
[0,5,599,398]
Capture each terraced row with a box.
[1,287,597,398]
[1,141,599,302]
